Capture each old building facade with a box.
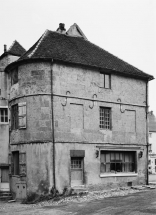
[5,23,154,200]
[0,41,26,192]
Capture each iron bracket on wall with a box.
[89,94,97,109]
[61,91,71,107]
[117,98,125,113]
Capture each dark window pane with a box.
[100,151,135,174]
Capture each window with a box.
[155,159,156,165]
[12,151,19,175]
[149,144,152,153]
[71,158,82,169]
[100,73,111,89]
[11,68,18,85]
[9,152,26,176]
[11,104,18,129]
[11,102,26,130]
[0,108,8,123]
[100,151,136,174]
[100,107,111,129]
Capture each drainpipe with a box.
[146,81,149,185]
[50,59,56,189]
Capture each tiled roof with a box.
[0,41,26,60]
[8,40,26,56]
[149,112,156,132]
[18,28,153,80]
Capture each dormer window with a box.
[100,73,111,89]
[11,67,18,86]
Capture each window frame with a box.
[12,151,19,175]
[100,150,137,177]
[11,104,18,130]
[100,73,111,89]
[99,107,112,130]
[11,102,27,130]
[9,151,26,176]
[0,106,8,124]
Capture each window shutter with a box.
[19,152,26,176]
[100,73,104,87]
[8,153,11,174]
[10,153,14,175]
[18,102,26,129]
[9,107,11,130]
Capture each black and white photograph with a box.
[0,0,156,214]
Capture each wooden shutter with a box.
[18,102,26,128]
[9,107,11,131]
[19,152,26,176]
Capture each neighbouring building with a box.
[4,23,154,200]
[0,41,26,192]
[148,111,156,174]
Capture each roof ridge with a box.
[28,30,49,58]
[8,40,16,51]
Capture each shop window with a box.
[100,107,111,130]
[100,151,136,174]
[11,102,26,130]
[0,108,8,123]
[100,73,111,89]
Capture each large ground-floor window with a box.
[100,151,136,173]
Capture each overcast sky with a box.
[0,0,156,113]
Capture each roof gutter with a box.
[4,57,154,81]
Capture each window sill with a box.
[100,173,138,177]
[99,87,111,90]
[0,122,9,124]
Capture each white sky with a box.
[0,0,156,113]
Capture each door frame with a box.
[0,166,10,191]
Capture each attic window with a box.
[100,73,111,89]
[11,68,18,85]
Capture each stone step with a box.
[0,191,13,201]
[0,196,13,201]
[72,186,88,195]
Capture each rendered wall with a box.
[52,63,147,191]
[9,62,54,198]
[9,61,148,196]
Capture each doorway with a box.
[71,157,84,186]
[0,166,9,191]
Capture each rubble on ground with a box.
[30,185,156,208]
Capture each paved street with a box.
[0,188,156,215]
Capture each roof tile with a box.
[19,29,153,80]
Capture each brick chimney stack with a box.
[57,23,66,34]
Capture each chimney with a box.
[57,23,66,34]
[4,44,7,52]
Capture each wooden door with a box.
[71,157,83,186]
[0,167,9,191]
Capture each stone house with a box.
[0,41,26,192]
[148,111,156,174]
[5,23,154,200]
